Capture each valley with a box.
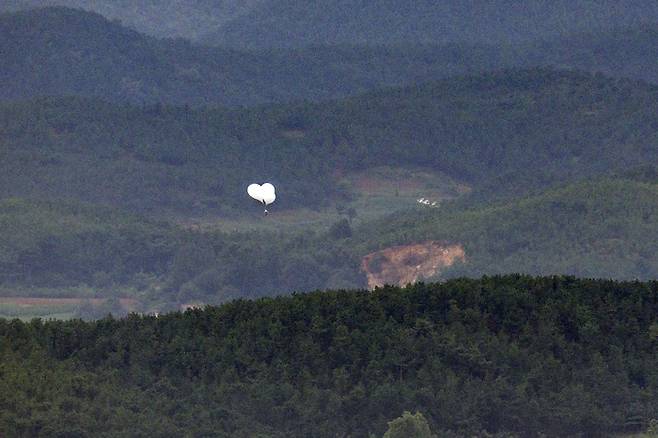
[1,3,657,435]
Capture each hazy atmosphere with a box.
[1,1,657,436]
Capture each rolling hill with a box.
[2,2,657,435]
[2,174,658,314]
[1,276,656,436]
[3,7,658,110]
[2,68,656,216]
[357,176,658,282]
[0,0,264,39]
[6,0,658,47]
[522,24,658,84]
[200,0,658,48]
[0,7,504,107]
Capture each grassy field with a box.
[0,297,139,320]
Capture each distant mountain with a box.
[1,69,657,216]
[4,0,658,51]
[0,7,504,106]
[3,7,658,111]
[522,24,658,84]
[201,0,658,48]
[0,0,264,39]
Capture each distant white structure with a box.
[417,196,439,207]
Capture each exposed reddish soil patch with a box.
[0,297,139,311]
[361,241,466,289]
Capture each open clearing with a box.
[0,297,139,320]
[179,166,469,232]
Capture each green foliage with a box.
[0,198,177,289]
[383,411,436,438]
[201,0,658,49]
[3,175,658,308]
[2,69,657,216]
[357,177,658,281]
[522,24,658,84]
[0,276,656,436]
[0,198,367,305]
[0,7,504,107]
[328,218,352,239]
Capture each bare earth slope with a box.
[361,241,465,289]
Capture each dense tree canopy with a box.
[1,7,658,109]
[0,7,504,107]
[1,276,657,436]
[200,0,658,48]
[2,174,657,310]
[1,69,657,216]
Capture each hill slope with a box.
[1,276,657,436]
[202,0,658,48]
[523,24,658,84]
[0,7,505,107]
[0,0,264,39]
[3,175,658,310]
[4,0,658,49]
[1,69,657,215]
[3,7,658,111]
[358,176,658,281]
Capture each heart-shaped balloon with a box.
[247,183,276,206]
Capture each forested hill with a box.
[201,0,658,48]
[2,175,657,310]
[3,8,658,109]
[4,0,657,45]
[521,24,658,84]
[2,69,657,215]
[355,176,658,281]
[1,276,657,436]
[0,7,503,107]
[0,0,262,40]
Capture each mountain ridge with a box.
[0,7,505,107]
[2,7,658,108]
[2,68,657,216]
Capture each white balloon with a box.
[247,183,276,206]
[247,184,263,202]
[261,183,276,205]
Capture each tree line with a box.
[1,275,657,436]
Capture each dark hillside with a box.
[357,177,658,281]
[4,7,658,110]
[523,24,658,84]
[4,0,658,49]
[203,0,658,48]
[2,69,657,216]
[308,69,658,196]
[0,7,503,106]
[3,176,658,308]
[1,276,657,436]
[0,0,264,39]
[0,198,364,306]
